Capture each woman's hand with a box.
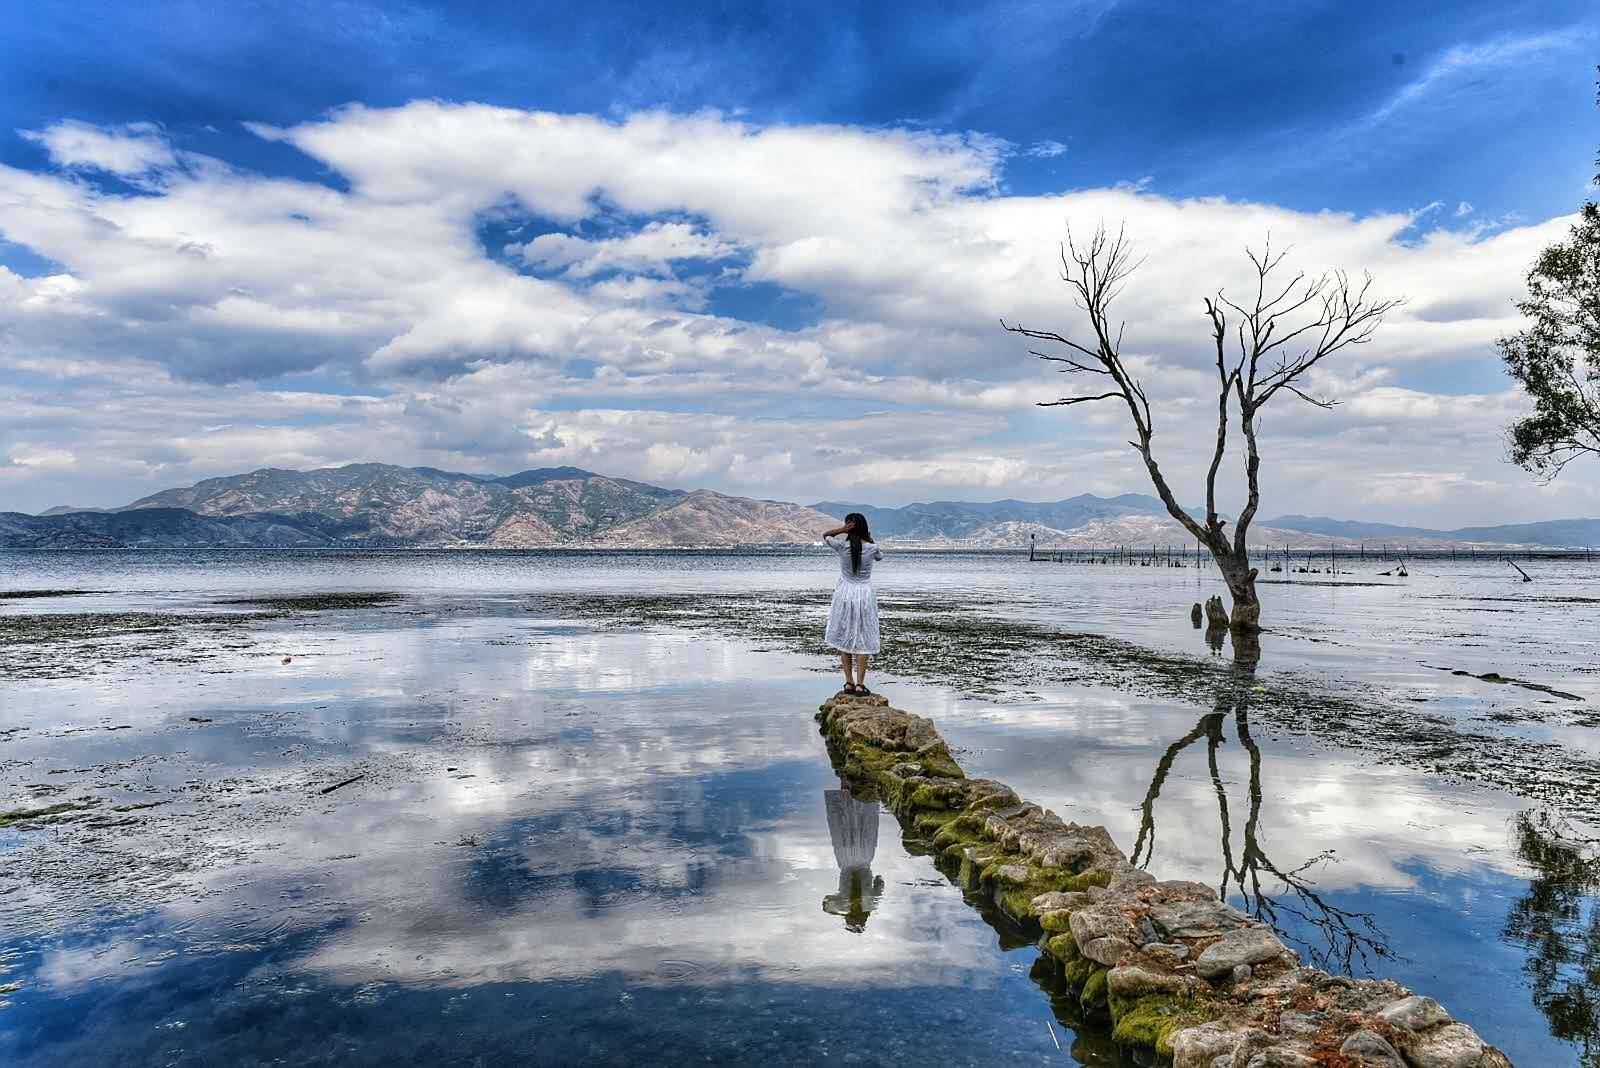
[823,521,853,538]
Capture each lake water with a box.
[1,549,1597,1066]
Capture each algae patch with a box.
[0,591,406,679]
[0,802,91,828]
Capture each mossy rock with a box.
[915,743,964,780]
[983,861,1113,896]
[1080,966,1110,1013]
[1045,933,1080,963]
[932,813,990,850]
[979,857,1034,887]
[966,788,1023,812]
[911,809,960,835]
[1039,909,1076,933]
[995,885,1045,923]
[1063,955,1097,988]
[958,850,1004,890]
[1108,992,1216,1060]
[907,780,969,811]
[845,740,905,777]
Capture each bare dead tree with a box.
[1002,227,1401,630]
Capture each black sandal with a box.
[856,685,872,696]
[843,683,860,695]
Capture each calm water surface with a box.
[1,549,1597,1066]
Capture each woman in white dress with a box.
[822,512,883,695]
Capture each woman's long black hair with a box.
[845,511,874,574]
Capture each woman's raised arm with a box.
[822,520,853,539]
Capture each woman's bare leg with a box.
[855,655,870,690]
[840,652,855,690]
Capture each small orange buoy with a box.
[281,656,292,665]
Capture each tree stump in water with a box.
[1203,595,1229,628]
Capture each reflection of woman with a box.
[822,785,884,932]
[822,513,884,695]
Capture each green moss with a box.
[996,886,1044,922]
[916,743,964,780]
[1080,966,1110,1012]
[979,857,1122,924]
[1063,955,1097,987]
[966,789,1021,812]
[1108,993,1216,1059]
[1040,909,1076,933]
[1064,868,1114,891]
[911,809,960,835]
[907,779,969,811]
[0,802,88,827]
[1044,933,1080,963]
[979,857,1030,886]
[957,849,1003,890]
[931,813,989,850]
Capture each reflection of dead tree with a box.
[1221,704,1394,974]
[1505,810,1600,1067]
[1131,670,1394,974]
[1131,712,1222,868]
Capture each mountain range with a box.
[4,462,1599,549]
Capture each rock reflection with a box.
[1505,810,1600,1067]
[822,783,885,931]
[1131,650,1393,974]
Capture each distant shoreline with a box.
[3,543,1598,556]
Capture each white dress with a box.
[824,534,883,654]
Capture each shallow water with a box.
[2,549,1598,1065]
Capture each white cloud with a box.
[0,105,1589,525]
[517,221,738,278]
[21,119,177,174]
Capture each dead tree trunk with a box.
[1214,550,1260,631]
[1004,227,1399,633]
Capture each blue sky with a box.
[5,0,1591,219]
[1,1,1598,523]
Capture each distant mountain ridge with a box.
[9,463,1599,549]
[812,493,1175,543]
[1261,513,1600,547]
[20,463,834,549]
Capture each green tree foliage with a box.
[1500,74,1600,480]
[1500,204,1600,478]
